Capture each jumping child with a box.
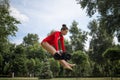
[41,24,75,70]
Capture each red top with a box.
[42,31,66,52]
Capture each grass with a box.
[0,77,119,80]
[0,77,38,80]
[45,78,120,80]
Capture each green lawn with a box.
[0,77,119,80]
[49,78,119,80]
[0,77,38,80]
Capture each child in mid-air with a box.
[41,24,75,70]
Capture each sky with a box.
[9,0,98,50]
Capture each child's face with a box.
[61,29,68,35]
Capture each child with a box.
[41,24,75,70]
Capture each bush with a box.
[38,59,53,79]
[103,48,120,61]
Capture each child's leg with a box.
[67,63,76,67]
[41,42,56,55]
[41,42,73,70]
[59,60,73,70]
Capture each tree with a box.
[63,39,73,53]
[77,0,120,42]
[25,43,46,60]
[0,42,18,76]
[49,58,60,77]
[71,50,91,76]
[23,33,46,60]
[88,19,113,64]
[103,48,120,61]
[23,33,39,46]
[26,58,35,77]
[69,20,88,51]
[22,33,47,77]
[0,0,9,7]
[0,0,20,76]
[39,59,53,79]
[0,0,20,43]
[0,54,3,69]
[4,43,16,75]
[87,19,114,76]
[34,58,43,77]
[103,48,120,77]
[11,45,27,76]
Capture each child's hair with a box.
[61,24,68,31]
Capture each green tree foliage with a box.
[22,33,46,76]
[77,0,120,42]
[4,43,15,74]
[71,50,91,76]
[88,19,113,64]
[25,43,46,60]
[23,33,39,46]
[0,54,3,66]
[0,0,20,76]
[92,63,103,77]
[69,20,88,51]
[39,59,53,79]
[23,33,46,60]
[0,0,20,43]
[33,58,43,77]
[0,0,9,7]
[103,48,120,61]
[26,58,35,76]
[64,39,73,53]
[72,51,88,65]
[77,0,120,77]
[11,45,27,76]
[103,48,120,76]
[87,19,114,76]
[49,58,60,77]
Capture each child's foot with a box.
[63,64,73,70]
[68,63,76,67]
[59,60,73,70]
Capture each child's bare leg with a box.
[59,60,73,70]
[41,42,73,70]
[67,63,76,67]
[41,42,56,55]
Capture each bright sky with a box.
[9,0,98,50]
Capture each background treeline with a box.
[0,0,120,78]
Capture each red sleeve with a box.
[54,32,59,51]
[60,36,66,52]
